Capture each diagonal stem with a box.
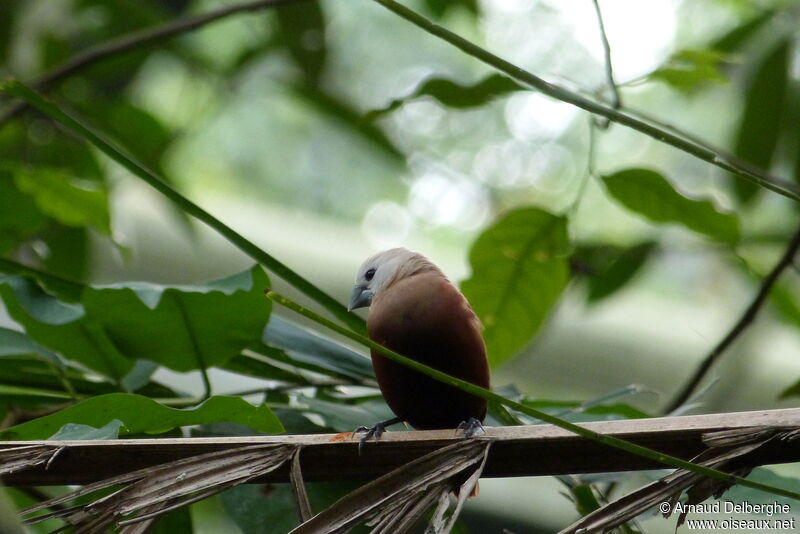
[1,81,365,334]
[368,0,800,202]
[265,289,800,503]
[590,0,620,129]
[0,0,307,128]
[665,223,800,413]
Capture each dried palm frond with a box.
[20,443,295,533]
[556,426,799,534]
[0,445,61,476]
[290,439,492,534]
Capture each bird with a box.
[348,248,490,446]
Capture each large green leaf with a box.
[14,167,111,234]
[461,208,569,367]
[366,74,524,120]
[82,266,271,372]
[602,168,740,244]
[732,38,790,202]
[0,393,283,440]
[0,275,133,380]
[0,266,271,380]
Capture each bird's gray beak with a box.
[348,285,374,311]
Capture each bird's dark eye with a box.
[365,268,376,281]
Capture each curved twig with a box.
[666,223,800,412]
[591,0,620,129]
[0,0,306,127]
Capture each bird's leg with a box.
[456,417,485,439]
[353,416,404,454]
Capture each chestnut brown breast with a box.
[367,272,490,430]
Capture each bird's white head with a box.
[348,248,441,311]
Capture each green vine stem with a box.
[265,289,800,503]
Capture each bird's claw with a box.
[456,417,485,439]
[353,417,402,454]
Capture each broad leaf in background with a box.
[48,419,125,440]
[424,0,478,18]
[573,242,657,303]
[648,49,729,93]
[724,467,800,508]
[0,393,283,440]
[82,265,271,372]
[0,172,48,254]
[262,315,375,382]
[38,225,91,282]
[461,208,569,367]
[731,38,790,203]
[221,481,364,534]
[275,0,327,86]
[13,168,111,235]
[602,169,740,244]
[0,275,134,380]
[366,74,524,120]
[0,266,270,380]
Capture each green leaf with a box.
[723,467,800,509]
[0,257,84,302]
[602,168,740,244]
[82,266,271,372]
[222,352,311,384]
[221,481,361,534]
[0,267,270,380]
[0,393,283,440]
[275,0,327,86]
[770,282,800,329]
[779,378,800,399]
[263,316,374,381]
[150,507,193,534]
[39,225,90,282]
[48,419,125,440]
[648,49,729,93]
[732,38,790,203]
[0,326,63,367]
[424,0,479,18]
[0,275,134,380]
[366,74,524,120]
[573,242,657,302]
[14,168,111,234]
[294,394,392,432]
[0,171,48,254]
[461,208,569,367]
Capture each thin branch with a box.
[0,0,306,128]
[264,290,800,502]
[369,0,800,202]
[666,223,800,413]
[590,0,620,129]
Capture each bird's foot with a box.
[456,417,485,439]
[353,416,403,454]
